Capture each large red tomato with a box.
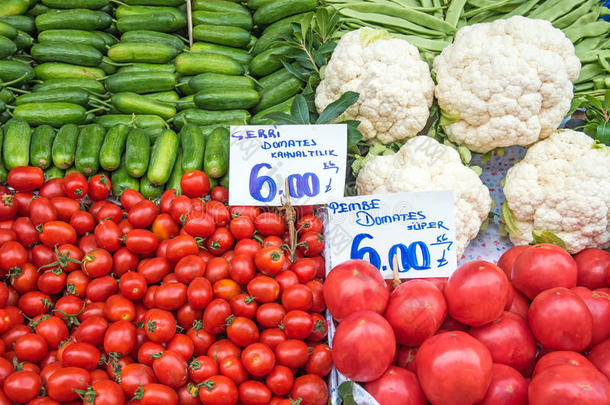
[383,279,446,346]
[511,244,577,299]
[574,248,610,289]
[323,260,389,321]
[533,351,594,377]
[444,261,510,327]
[477,363,528,405]
[415,331,493,405]
[332,311,395,382]
[290,374,328,405]
[529,363,610,404]
[528,287,593,351]
[571,287,610,346]
[588,339,610,380]
[496,245,529,279]
[364,366,426,405]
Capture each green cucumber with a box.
[0,89,14,105]
[208,176,218,190]
[251,96,294,125]
[116,12,185,33]
[124,128,150,178]
[253,0,317,26]
[95,114,166,129]
[121,30,185,50]
[41,0,109,9]
[0,0,29,17]
[115,5,184,19]
[14,103,87,127]
[249,45,292,77]
[35,9,112,30]
[44,166,64,181]
[193,11,252,30]
[52,124,79,169]
[252,14,309,55]
[27,3,49,16]
[0,130,5,184]
[99,124,129,171]
[0,36,16,59]
[75,124,105,175]
[254,75,302,112]
[111,159,139,197]
[34,62,106,80]
[99,56,118,75]
[192,24,251,49]
[2,118,30,170]
[219,172,229,189]
[176,76,195,96]
[166,150,183,193]
[13,31,33,50]
[108,42,178,64]
[180,124,205,172]
[31,42,102,67]
[0,17,35,34]
[38,29,107,52]
[247,0,272,9]
[0,22,17,39]
[106,71,177,94]
[33,78,105,95]
[0,60,34,84]
[140,176,164,199]
[204,127,229,179]
[16,88,90,107]
[117,63,175,74]
[190,42,252,66]
[193,0,249,15]
[147,129,178,185]
[175,52,244,76]
[123,0,184,6]
[256,67,294,90]
[144,91,179,103]
[194,89,259,110]
[111,92,176,120]
[189,73,254,92]
[94,31,118,46]
[173,109,250,129]
[176,95,196,111]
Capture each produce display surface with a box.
[0,0,609,404]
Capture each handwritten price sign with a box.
[229,125,347,206]
[326,191,458,279]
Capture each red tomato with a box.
[189,355,218,383]
[134,383,178,405]
[128,200,159,229]
[198,375,238,405]
[229,294,258,319]
[14,332,47,363]
[571,286,610,346]
[82,248,113,278]
[275,339,308,368]
[275,270,299,294]
[290,374,328,405]
[241,343,275,377]
[3,370,41,403]
[125,229,159,255]
[121,363,156,397]
[512,244,577,299]
[265,365,293,396]
[529,287,593,351]
[296,215,323,234]
[496,245,529,279]
[94,220,122,252]
[364,366,426,405]
[50,196,80,221]
[47,366,91,402]
[69,211,95,235]
[533,351,593,377]
[281,284,313,312]
[305,344,333,377]
[206,200,231,227]
[104,294,136,322]
[238,380,271,405]
[529,363,610,404]
[219,355,248,385]
[8,166,44,192]
[86,276,117,302]
[203,298,231,335]
[63,172,88,199]
[234,239,261,259]
[476,363,528,405]
[226,316,259,348]
[181,170,210,198]
[62,342,100,370]
[207,227,234,256]
[152,350,188,388]
[573,248,610,289]
[103,320,136,356]
[88,174,111,201]
[72,316,108,346]
[120,189,145,212]
[588,339,610,380]
[205,257,230,283]
[152,213,179,241]
[254,246,285,276]
[166,235,199,262]
[155,282,187,310]
[323,259,389,321]
[290,258,317,283]
[95,202,123,224]
[297,231,324,257]
[247,276,280,304]
[0,240,26,274]
[38,178,65,199]
[255,304,286,329]
[213,278,240,301]
[113,247,139,276]
[254,213,285,236]
[144,309,176,343]
[445,260,510,326]
[210,186,228,202]
[229,216,254,240]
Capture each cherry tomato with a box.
[167,235,199,262]
[94,220,122,252]
[266,365,294,396]
[103,320,136,356]
[135,383,178,405]
[254,213,285,236]
[113,247,139,276]
[145,309,176,343]
[8,166,44,192]
[152,213,179,241]
[290,374,328,405]
[120,189,145,211]
[3,370,41,402]
[207,227,234,256]
[203,298,231,335]
[306,344,333,377]
[88,174,111,201]
[125,229,159,255]
[152,349,188,388]
[248,276,280,304]
[282,310,314,340]
[155,282,187,310]
[241,343,275,377]
[63,172,88,199]
[69,211,95,235]
[239,380,271,405]
[229,216,255,240]
[47,366,91,402]
[210,186,228,202]
[38,178,65,199]
[181,170,211,198]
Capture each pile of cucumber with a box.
[0,0,318,197]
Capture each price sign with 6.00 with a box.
[325,191,458,279]
[229,125,347,206]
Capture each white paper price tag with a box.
[326,191,458,279]
[229,125,347,206]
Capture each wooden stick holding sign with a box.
[186,0,193,47]
[281,179,297,261]
[392,254,401,289]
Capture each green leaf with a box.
[596,121,610,146]
[500,201,522,238]
[481,151,493,164]
[343,394,357,405]
[604,89,610,110]
[567,97,583,117]
[500,176,506,187]
[315,91,359,124]
[584,95,604,111]
[291,95,310,124]
[337,381,354,399]
[317,40,337,55]
[346,120,363,153]
[300,12,314,42]
[263,112,303,125]
[281,60,308,82]
[440,109,461,127]
[470,165,482,176]
[531,230,567,250]
[359,28,392,46]
[457,146,471,165]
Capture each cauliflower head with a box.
[503,130,610,254]
[356,136,492,257]
[434,16,581,153]
[315,28,434,144]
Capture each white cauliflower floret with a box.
[503,130,610,254]
[434,16,581,153]
[315,28,434,144]
[356,136,492,257]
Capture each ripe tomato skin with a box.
[104,294,136,322]
[476,363,527,405]
[571,248,610,289]
[205,257,230,283]
[248,276,280,304]
[47,366,91,402]
[254,247,285,276]
[120,189,145,212]
[72,315,108,347]
[128,200,159,229]
[10,262,38,294]
[50,196,80,222]
[206,200,230,227]
[94,220,122,252]
[241,343,275,377]
[181,170,210,198]
[229,294,258,319]
[234,239,261,259]
[113,247,139,276]
[144,308,176,343]
[571,287,610,347]
[238,380,271,405]
[155,282,187,310]
[152,350,188,388]
[14,333,47,363]
[159,189,177,213]
[198,375,238,405]
[255,303,286,329]
[137,383,178,405]
[86,275,117,302]
[254,213,285,236]
[0,228,16,246]
[529,363,610,404]
[62,342,100,370]
[305,344,333,377]
[210,186,228,202]
[228,254,255,285]
[364,366,426,405]
[229,216,254,240]
[283,310,314,340]
[0,240,27,273]
[496,245,529,279]
[226,316,259,348]
[63,172,88,199]
[125,229,159,255]
[103,320,136,356]
[82,248,113,278]
[3,370,41,403]
[34,315,69,350]
[281,284,313,312]
[8,166,44,192]
[121,363,156,397]
[70,210,95,235]
[138,257,171,284]
[290,374,328,405]
[12,217,39,247]
[167,235,199,262]
[39,178,65,199]
[152,213,179,241]
[207,227,234,256]
[203,298,231,335]
[297,231,324,257]
[275,339,309,368]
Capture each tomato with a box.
[155,282,187,310]
[205,257,230,283]
[0,228,15,246]
[290,258,316,284]
[11,217,37,247]
[85,173,111,201]
[39,178,65,198]
[8,166,44,192]
[533,351,594,377]
[265,365,293,396]
[588,339,610,380]
[152,350,188,388]
[103,320,136,356]
[198,375,238,405]
[203,298,231,335]
[226,316,259,348]
[254,213,285,236]
[104,294,136,322]
[172,255,204,284]
[416,331,492,404]
[82,248,112,277]
[0,194,17,222]
[113,247,139,276]
[135,383,178,405]
[166,235,199,262]
[210,186,228,202]
[117,272,145,301]
[206,200,230,227]
[120,363,156,397]
[29,196,57,226]
[121,189,145,211]
[189,355,218,383]
[49,196,79,222]
[302,344,331,377]
[572,249,610,289]
[496,245,529,279]
[474,363,528,405]
[184,205,216,238]
[207,227,234,256]
[363,366,426,405]
[94,220,122,252]
[254,304,284,329]
[229,216,254,240]
[72,316,108,346]
[125,229,159,255]
[290,374,328,405]
[254,246,285,276]
[238,380,271,405]
[324,259,389,322]
[128,200,159,229]
[169,195,191,222]
[278,283,311,312]
[185,277,212,312]
[229,294,258,319]
[234,239,261,259]
[218,355,247,385]
[512,244,577,299]
[0,240,26,273]
[529,363,610,404]
[572,287,610,346]
[296,214,323,234]
[85,276,117,302]
[273,339,308,368]
[230,207,260,222]
[247,276,280,304]
[181,170,210,198]
[47,366,91,402]
[69,210,95,235]
[241,343,275,377]
[144,309,176,343]
[3,370,41,402]
[10,262,38,293]
[63,172,88,199]
[297,231,324,257]
[152,213,179,241]
[61,341,100,370]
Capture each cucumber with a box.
[38,29,107,52]
[176,76,195,96]
[116,12,185,33]
[0,89,14,105]
[189,73,254,93]
[249,45,292,77]
[0,130,5,184]
[41,0,109,9]
[27,3,49,16]
[219,172,229,189]
[251,96,294,125]
[35,9,112,31]
[190,42,251,66]
[208,176,218,190]
[115,5,184,19]
[166,150,183,193]
[98,57,118,75]
[0,36,16,59]
[192,24,251,49]
[147,129,178,185]
[254,75,303,112]
[252,14,309,55]
[121,30,185,50]
[108,42,178,64]
[0,16,35,34]
[118,63,175,74]
[0,22,17,39]
[33,78,105,95]
[192,11,252,30]
[99,124,128,171]
[34,63,105,81]
[194,89,259,110]
[253,0,317,26]
[13,31,32,50]
[124,128,149,178]
[44,166,64,181]
[106,71,177,94]
[65,167,81,175]
[52,124,79,169]
[14,103,87,128]
[176,95,196,111]
[95,114,166,129]
[16,88,90,107]
[31,42,103,67]
[144,90,179,103]
[2,118,30,170]
[0,0,29,17]
[204,127,229,179]
[180,124,205,172]
[174,109,250,129]
[193,0,249,16]
[94,31,118,46]
[256,67,294,90]
[123,0,183,5]
[0,60,34,84]
[140,176,164,199]
[111,92,176,120]
[247,0,272,9]
[175,52,244,76]
[75,124,105,175]
[111,159,139,197]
